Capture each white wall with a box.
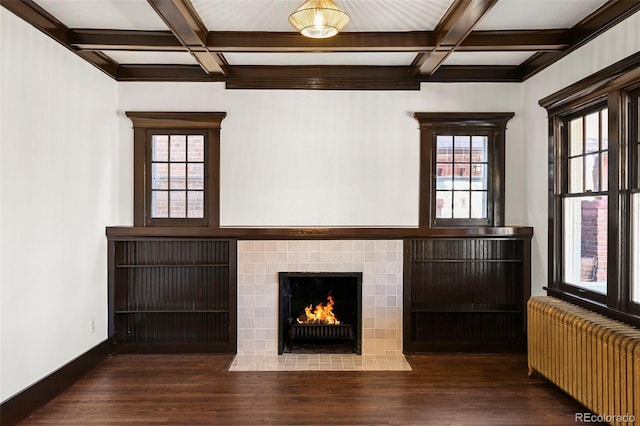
[117,83,524,227]
[0,10,119,402]
[522,11,640,296]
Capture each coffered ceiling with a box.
[2,0,639,89]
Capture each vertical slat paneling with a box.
[406,238,527,352]
[111,239,236,352]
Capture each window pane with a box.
[187,191,204,218]
[470,191,487,219]
[151,191,168,218]
[454,136,471,162]
[169,191,186,218]
[601,109,608,150]
[600,151,608,191]
[152,135,168,161]
[188,163,204,190]
[632,194,640,303]
[169,163,186,189]
[471,136,488,162]
[152,163,168,190]
[188,135,204,162]
[453,165,470,189]
[436,191,452,218]
[436,163,453,190]
[170,135,186,161]
[569,157,583,193]
[584,153,600,192]
[453,191,470,218]
[570,117,583,156]
[436,135,453,162]
[585,112,600,153]
[471,164,487,190]
[563,196,607,294]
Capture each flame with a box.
[297,295,341,325]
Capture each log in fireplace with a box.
[278,272,362,354]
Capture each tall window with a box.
[415,113,514,228]
[541,52,640,324]
[127,112,226,227]
[562,107,609,295]
[631,90,640,304]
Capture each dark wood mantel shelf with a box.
[106,226,533,354]
[106,226,533,240]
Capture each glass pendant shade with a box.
[289,0,349,39]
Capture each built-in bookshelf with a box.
[404,237,531,352]
[108,238,237,353]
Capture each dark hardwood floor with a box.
[17,353,602,425]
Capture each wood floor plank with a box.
[18,354,604,425]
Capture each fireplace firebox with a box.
[278,272,362,354]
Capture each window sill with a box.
[544,287,640,328]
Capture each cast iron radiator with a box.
[528,296,640,426]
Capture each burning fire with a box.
[297,295,341,325]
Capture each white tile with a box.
[237,240,403,356]
[240,241,255,251]
[229,354,411,371]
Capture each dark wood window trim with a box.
[540,51,640,327]
[625,88,640,317]
[126,112,226,227]
[553,103,609,305]
[414,112,514,229]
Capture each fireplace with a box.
[278,272,362,354]
[236,240,403,356]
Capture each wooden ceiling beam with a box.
[5,0,637,88]
[569,0,640,45]
[428,65,521,82]
[410,0,498,76]
[206,31,436,52]
[68,28,570,53]
[114,63,521,87]
[117,64,216,81]
[518,0,640,80]
[68,29,185,51]
[146,0,227,75]
[75,51,120,77]
[460,30,570,51]
[225,66,421,90]
[0,0,119,79]
[0,0,67,42]
[115,64,422,89]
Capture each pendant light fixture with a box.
[289,0,350,39]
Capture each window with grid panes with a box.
[541,53,640,325]
[435,134,489,220]
[562,107,609,296]
[631,90,640,304]
[414,113,514,228]
[150,133,205,219]
[127,112,226,227]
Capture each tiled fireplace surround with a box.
[237,240,403,356]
